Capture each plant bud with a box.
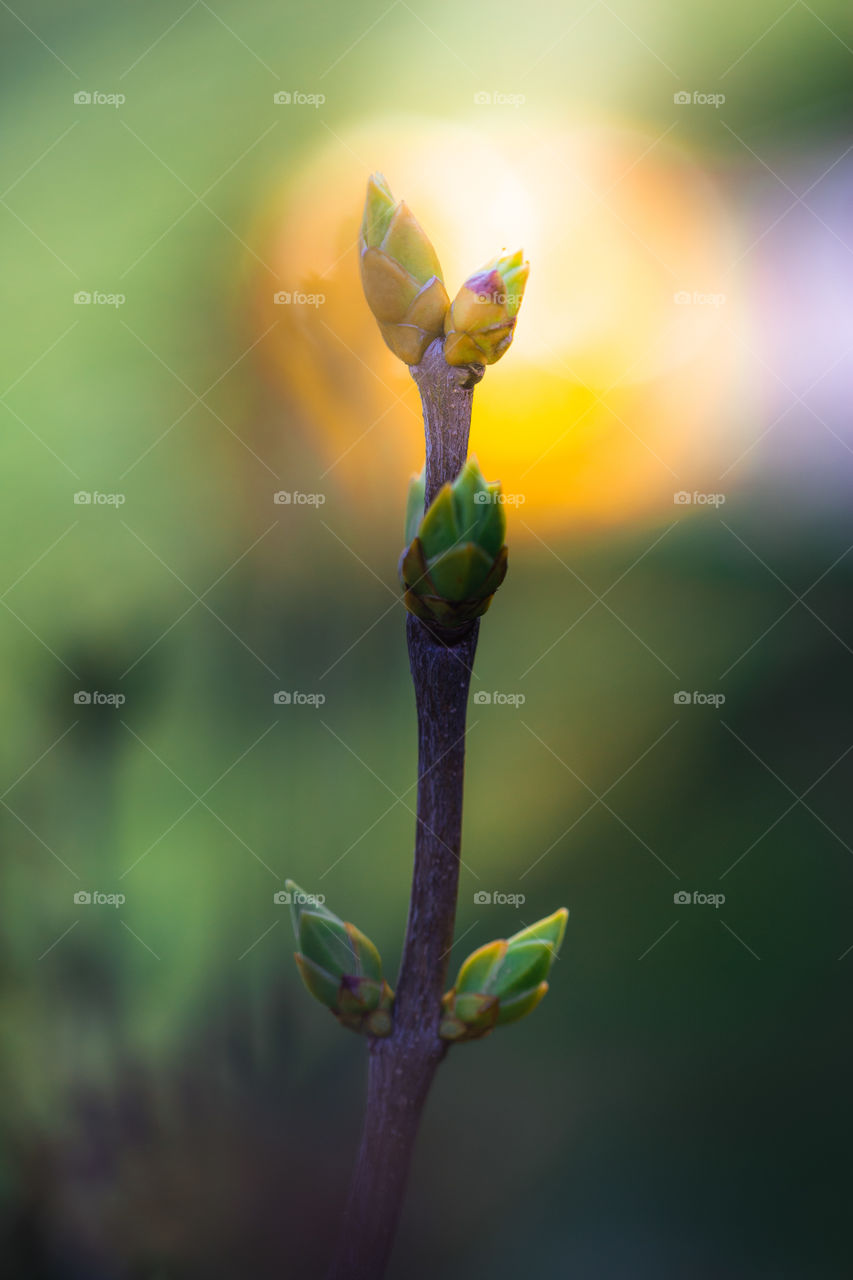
[440,908,567,1041]
[399,459,508,630]
[359,174,450,365]
[444,249,529,367]
[287,880,393,1036]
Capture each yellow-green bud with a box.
[440,908,567,1042]
[359,174,450,365]
[444,249,529,367]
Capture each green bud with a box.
[444,249,530,367]
[286,879,339,935]
[399,458,508,630]
[404,469,426,546]
[507,908,568,952]
[456,938,507,994]
[295,952,343,1010]
[488,939,552,998]
[440,907,568,1042]
[495,981,549,1026]
[286,879,393,1036]
[439,990,499,1041]
[359,174,450,365]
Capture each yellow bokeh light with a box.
[255,115,745,531]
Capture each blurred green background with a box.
[2,2,852,1277]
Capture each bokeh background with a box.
[2,2,852,1276]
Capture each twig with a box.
[328,340,481,1278]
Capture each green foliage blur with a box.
[1,2,851,1277]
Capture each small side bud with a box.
[440,907,568,1042]
[286,880,393,1036]
[404,470,426,546]
[399,458,508,630]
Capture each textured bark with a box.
[328,343,483,1279]
[410,338,484,506]
[395,617,479,1034]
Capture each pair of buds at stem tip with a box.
[289,880,568,1042]
[359,173,530,369]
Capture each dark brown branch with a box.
[327,342,483,1279]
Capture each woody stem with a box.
[327,341,481,1279]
